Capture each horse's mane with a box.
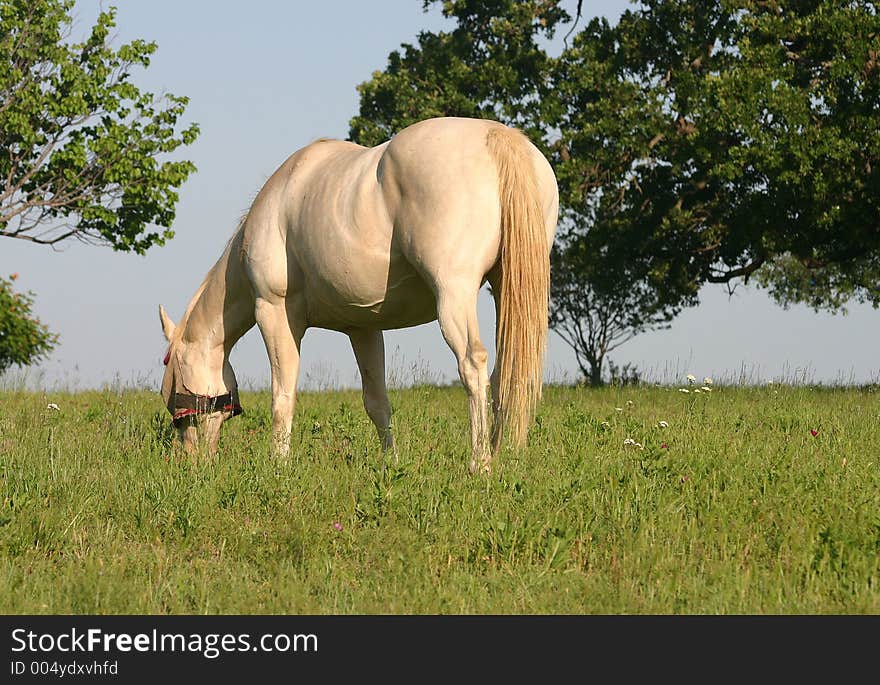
[174,211,251,342]
[225,210,250,252]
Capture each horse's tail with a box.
[486,125,550,448]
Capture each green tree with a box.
[0,273,56,372]
[570,0,880,302]
[0,0,199,253]
[548,14,701,384]
[349,0,569,147]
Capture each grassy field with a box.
[1,382,878,614]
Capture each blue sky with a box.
[3,0,879,390]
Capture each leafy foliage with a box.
[0,0,199,253]
[756,254,880,313]
[585,0,880,299]
[548,15,701,383]
[349,0,569,147]
[0,274,56,372]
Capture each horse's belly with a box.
[303,257,437,331]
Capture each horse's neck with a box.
[181,237,254,355]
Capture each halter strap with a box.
[171,391,244,424]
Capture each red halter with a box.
[162,347,243,423]
[170,392,243,425]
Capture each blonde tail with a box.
[486,126,550,447]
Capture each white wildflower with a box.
[626,400,634,406]
[694,389,702,394]
[600,421,610,428]
[701,386,712,392]
[679,388,690,394]
[703,377,713,385]
[623,438,636,446]
[686,374,697,384]
[615,407,623,412]
[658,420,669,428]
[46,403,60,411]
[634,442,644,449]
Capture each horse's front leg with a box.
[255,297,303,458]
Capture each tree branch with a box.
[562,0,584,49]
[706,256,767,283]
[0,228,78,245]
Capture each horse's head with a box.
[158,304,243,454]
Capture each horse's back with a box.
[246,137,432,330]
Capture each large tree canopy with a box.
[0,0,199,253]
[580,0,880,300]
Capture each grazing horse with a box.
[158,117,558,473]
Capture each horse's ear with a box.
[159,305,176,341]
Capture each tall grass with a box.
[1,384,878,613]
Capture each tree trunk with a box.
[587,355,604,387]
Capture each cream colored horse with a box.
[158,117,558,473]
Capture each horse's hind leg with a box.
[436,286,491,474]
[254,297,304,458]
[488,275,503,456]
[349,329,394,452]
